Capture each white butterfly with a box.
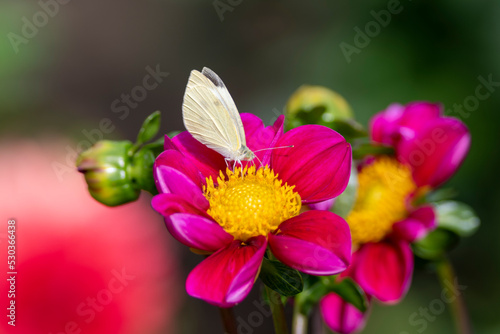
[182,67,256,167]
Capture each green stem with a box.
[435,257,471,334]
[218,307,238,334]
[265,286,289,334]
[292,301,308,334]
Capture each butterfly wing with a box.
[182,67,247,160]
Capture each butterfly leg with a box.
[233,160,238,174]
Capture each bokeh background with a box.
[2,0,499,333]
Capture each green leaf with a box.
[413,228,460,260]
[326,278,368,312]
[352,142,394,160]
[136,111,161,145]
[259,258,303,296]
[434,201,480,237]
[331,166,358,218]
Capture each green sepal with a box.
[129,140,164,195]
[259,258,304,297]
[322,277,367,313]
[413,228,460,260]
[434,200,480,237]
[296,275,367,316]
[136,110,161,145]
[352,142,395,160]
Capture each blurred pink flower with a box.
[371,101,470,188]
[0,139,180,334]
[321,102,470,334]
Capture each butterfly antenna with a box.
[253,154,263,169]
[252,145,294,153]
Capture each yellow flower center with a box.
[203,166,302,241]
[346,157,417,247]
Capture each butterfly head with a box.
[238,146,256,161]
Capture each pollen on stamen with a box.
[347,156,417,247]
[203,166,301,241]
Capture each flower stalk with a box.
[292,301,308,334]
[218,307,238,334]
[265,286,288,334]
[435,257,471,334]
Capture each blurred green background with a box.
[2,0,498,333]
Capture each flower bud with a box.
[77,140,140,206]
[285,85,354,130]
[129,144,163,195]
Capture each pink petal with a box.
[163,135,177,151]
[152,193,230,251]
[154,150,203,188]
[308,198,336,211]
[186,236,267,307]
[241,113,284,167]
[165,213,233,252]
[393,206,437,242]
[271,125,352,203]
[320,293,368,334]
[268,211,351,275]
[259,115,285,167]
[154,166,209,211]
[353,240,413,303]
[370,103,405,146]
[397,102,442,137]
[172,132,227,182]
[397,117,470,188]
[370,102,442,146]
[151,193,211,218]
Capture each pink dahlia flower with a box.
[152,113,352,307]
[371,101,470,188]
[321,102,470,333]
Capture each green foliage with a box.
[136,110,161,145]
[434,200,480,237]
[296,275,368,316]
[259,258,304,297]
[352,142,394,159]
[325,277,368,313]
[413,228,460,260]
